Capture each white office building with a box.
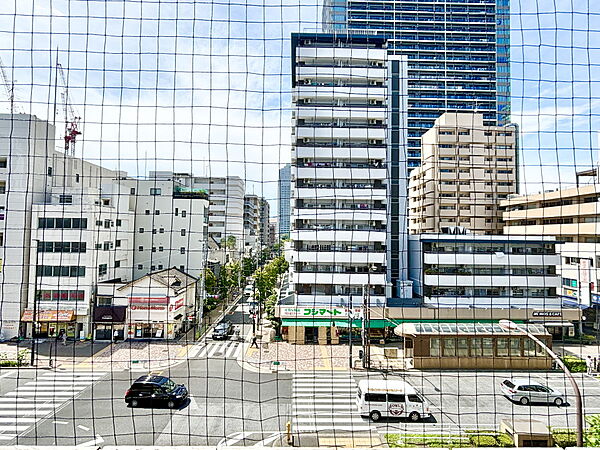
[26,185,134,339]
[0,114,123,339]
[290,33,408,308]
[408,233,562,309]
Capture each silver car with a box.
[500,378,565,406]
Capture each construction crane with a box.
[56,63,81,155]
[0,57,25,114]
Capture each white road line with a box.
[225,343,239,358]
[0,371,16,380]
[76,434,104,448]
[233,344,243,358]
[253,432,281,447]
[0,418,39,424]
[294,425,374,432]
[6,391,79,397]
[77,424,90,431]
[207,344,222,358]
[0,410,54,416]
[219,431,255,447]
[188,344,204,358]
[295,416,365,424]
[0,435,17,441]
[52,421,69,425]
[26,381,95,385]
[0,425,30,432]
[195,346,209,358]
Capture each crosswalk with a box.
[0,371,106,441]
[192,341,244,359]
[292,372,372,432]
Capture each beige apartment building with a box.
[409,113,517,234]
[501,167,600,309]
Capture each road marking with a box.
[225,343,239,358]
[77,424,90,431]
[253,432,281,446]
[218,431,255,447]
[0,418,39,424]
[52,420,69,425]
[0,371,16,380]
[0,425,30,432]
[0,435,17,441]
[0,410,54,416]
[76,434,104,447]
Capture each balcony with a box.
[296,65,387,82]
[292,229,386,242]
[297,167,387,180]
[424,274,561,289]
[296,47,388,63]
[292,250,386,264]
[295,106,386,121]
[293,86,387,102]
[295,187,387,201]
[294,146,386,160]
[296,127,386,140]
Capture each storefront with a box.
[21,309,77,338]
[279,306,392,344]
[394,322,553,370]
[92,306,127,340]
[127,297,186,340]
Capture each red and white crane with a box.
[56,63,81,155]
[0,56,24,114]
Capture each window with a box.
[116,219,122,227]
[115,239,121,248]
[137,264,143,270]
[458,130,470,135]
[430,338,440,357]
[130,187,136,195]
[115,260,121,268]
[175,208,179,216]
[47,167,53,176]
[388,394,405,403]
[139,228,144,233]
[98,264,108,276]
[180,247,186,254]
[457,338,469,357]
[103,242,110,251]
[150,188,162,195]
[181,229,186,236]
[407,395,423,403]
[443,338,456,357]
[152,247,157,252]
[152,229,157,234]
[158,264,163,270]
[159,228,164,233]
[36,265,85,277]
[179,265,185,271]
[151,265,156,271]
[523,339,540,357]
[75,173,80,183]
[96,220,102,226]
[97,296,112,307]
[510,338,522,356]
[496,338,509,357]
[145,210,150,215]
[104,219,111,229]
[59,194,73,204]
[155,210,160,215]
[364,393,386,403]
[95,243,102,250]
[181,210,187,218]
[138,246,144,251]
[159,246,164,252]
[0,158,6,168]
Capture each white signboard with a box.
[279,306,363,319]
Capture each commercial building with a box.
[289,33,409,324]
[25,185,134,339]
[278,164,291,238]
[0,114,123,339]
[123,176,210,279]
[408,113,517,234]
[243,194,260,253]
[408,233,562,309]
[322,0,511,168]
[501,166,600,309]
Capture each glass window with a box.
[510,338,522,356]
[457,338,469,357]
[443,338,456,357]
[496,338,509,356]
[482,338,494,357]
[430,337,441,357]
[365,393,386,403]
[388,394,405,402]
[523,339,538,357]
[470,338,482,357]
[150,188,162,195]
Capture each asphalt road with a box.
[2,296,599,446]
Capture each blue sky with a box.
[0,0,598,203]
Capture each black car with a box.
[212,321,233,340]
[125,375,188,408]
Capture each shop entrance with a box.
[304,327,318,344]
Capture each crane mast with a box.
[0,57,24,114]
[56,63,81,155]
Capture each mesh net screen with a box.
[0,0,598,447]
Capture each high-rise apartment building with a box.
[409,113,516,234]
[322,0,511,168]
[278,164,291,238]
[290,33,408,309]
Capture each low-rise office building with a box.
[408,233,562,309]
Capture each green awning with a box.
[281,318,392,328]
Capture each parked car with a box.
[500,378,565,406]
[125,375,188,408]
[212,321,234,340]
[243,285,253,298]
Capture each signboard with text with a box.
[279,306,363,318]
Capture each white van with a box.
[356,379,431,422]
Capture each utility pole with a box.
[348,295,353,369]
[30,239,39,366]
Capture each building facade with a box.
[26,185,134,339]
[278,164,291,238]
[408,234,562,309]
[0,114,123,339]
[322,0,511,168]
[501,167,600,309]
[409,113,516,234]
[289,33,408,311]
[243,194,260,253]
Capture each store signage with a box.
[130,305,166,311]
[532,311,562,317]
[169,298,184,311]
[279,306,363,318]
[129,296,169,305]
[21,309,75,322]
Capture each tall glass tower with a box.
[323,0,511,168]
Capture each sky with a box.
[0,0,599,205]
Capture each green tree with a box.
[242,257,256,277]
[204,268,217,295]
[586,415,600,446]
[221,235,237,250]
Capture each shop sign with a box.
[38,301,88,315]
[21,309,75,322]
[169,298,184,311]
[130,305,166,311]
[279,306,363,318]
[129,296,169,305]
[592,293,600,305]
[532,311,562,317]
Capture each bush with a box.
[470,435,497,447]
[496,433,514,447]
[0,360,19,367]
[561,355,586,372]
[552,430,577,448]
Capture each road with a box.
[1,296,598,446]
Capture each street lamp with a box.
[498,319,583,446]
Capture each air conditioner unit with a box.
[369,99,377,105]
[304,98,312,104]
[369,139,377,144]
[369,119,377,125]
[369,80,378,85]
[303,138,311,143]
[304,79,312,84]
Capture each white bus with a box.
[356,379,431,422]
